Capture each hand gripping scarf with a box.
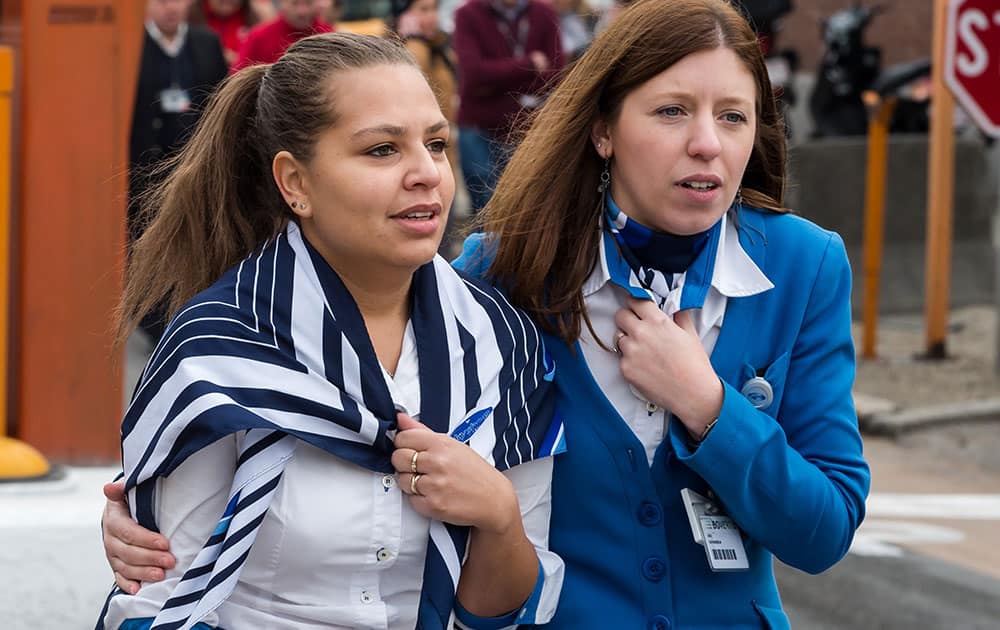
[98,222,564,630]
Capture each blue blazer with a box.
[455,207,870,630]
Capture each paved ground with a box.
[0,466,119,628]
[853,305,1000,412]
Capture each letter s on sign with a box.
[956,8,989,77]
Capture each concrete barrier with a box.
[787,135,998,315]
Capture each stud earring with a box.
[291,201,298,209]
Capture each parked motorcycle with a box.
[809,2,884,137]
[808,2,935,138]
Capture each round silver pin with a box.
[740,376,774,410]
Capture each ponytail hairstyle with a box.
[474,0,787,347]
[117,32,417,346]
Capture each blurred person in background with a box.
[188,0,277,67]
[452,0,563,213]
[232,0,333,71]
[541,0,594,61]
[315,0,341,24]
[129,0,228,343]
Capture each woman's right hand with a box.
[102,480,176,594]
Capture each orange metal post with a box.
[0,46,12,434]
[923,0,955,359]
[0,44,52,479]
[12,1,143,462]
[861,94,897,360]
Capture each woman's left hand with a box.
[392,412,519,534]
[614,297,723,435]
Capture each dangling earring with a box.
[732,188,743,209]
[597,158,611,193]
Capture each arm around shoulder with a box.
[102,436,238,629]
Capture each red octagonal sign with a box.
[945,0,1000,138]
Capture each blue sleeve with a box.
[669,232,870,574]
[451,232,493,279]
[454,563,547,629]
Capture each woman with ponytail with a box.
[99,32,564,630]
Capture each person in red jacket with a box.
[452,0,563,212]
[232,0,333,71]
[189,0,276,67]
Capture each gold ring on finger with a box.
[410,473,423,496]
[410,450,420,474]
[613,330,627,353]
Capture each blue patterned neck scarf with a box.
[603,194,713,299]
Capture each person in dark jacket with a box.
[452,0,563,213]
[130,0,229,342]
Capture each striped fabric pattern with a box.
[101,222,563,630]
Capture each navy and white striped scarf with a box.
[100,222,564,630]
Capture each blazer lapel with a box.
[710,209,769,387]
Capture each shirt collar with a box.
[583,211,774,304]
[146,21,188,58]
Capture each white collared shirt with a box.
[105,322,561,629]
[579,214,774,465]
[145,20,188,58]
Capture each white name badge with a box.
[700,515,750,571]
[681,488,750,572]
[160,87,191,113]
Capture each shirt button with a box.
[647,615,671,630]
[381,475,395,490]
[646,401,658,414]
[642,556,667,582]
[360,590,375,604]
[638,501,663,526]
[376,547,392,562]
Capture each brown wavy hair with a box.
[473,0,787,347]
[116,33,416,346]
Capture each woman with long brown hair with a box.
[458,0,868,627]
[98,32,564,630]
[103,1,869,627]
